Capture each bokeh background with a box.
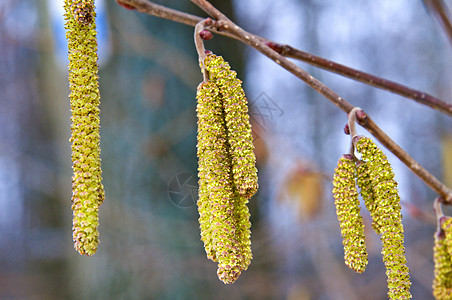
[1,0,452,299]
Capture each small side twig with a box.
[266,42,452,117]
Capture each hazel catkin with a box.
[64,0,104,256]
[196,81,252,284]
[332,154,368,273]
[356,160,381,234]
[433,222,452,300]
[354,136,411,299]
[203,54,258,198]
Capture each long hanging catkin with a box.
[203,54,258,198]
[354,136,411,299]
[332,154,368,273]
[356,160,381,235]
[196,80,252,283]
[433,219,452,299]
[64,0,104,256]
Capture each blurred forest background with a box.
[1,0,452,299]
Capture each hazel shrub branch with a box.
[116,0,452,204]
[117,0,452,116]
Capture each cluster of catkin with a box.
[196,54,258,284]
[433,216,452,299]
[64,0,104,256]
[332,136,411,299]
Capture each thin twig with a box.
[267,42,452,117]
[116,0,239,40]
[117,0,199,26]
[116,0,452,117]
[116,0,452,203]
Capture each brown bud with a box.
[265,41,284,54]
[352,135,363,145]
[344,124,350,135]
[204,18,213,26]
[200,30,214,41]
[356,110,367,123]
[116,0,136,10]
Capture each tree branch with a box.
[116,0,452,203]
[117,0,452,117]
[266,42,452,116]
[116,0,239,40]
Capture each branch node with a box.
[116,0,136,10]
[200,29,213,40]
[204,17,213,26]
[356,110,368,125]
[344,123,350,135]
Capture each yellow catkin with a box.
[332,154,368,273]
[356,160,381,234]
[433,222,452,300]
[443,218,452,259]
[355,136,411,299]
[203,54,258,198]
[64,0,104,256]
[196,81,252,284]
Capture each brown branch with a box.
[266,42,452,116]
[363,116,452,204]
[116,0,199,26]
[117,0,452,116]
[116,0,452,203]
[116,0,239,40]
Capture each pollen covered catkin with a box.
[332,154,368,273]
[64,0,104,256]
[433,223,452,300]
[203,54,258,198]
[356,160,381,234]
[196,81,252,284]
[355,136,411,299]
[443,217,452,259]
